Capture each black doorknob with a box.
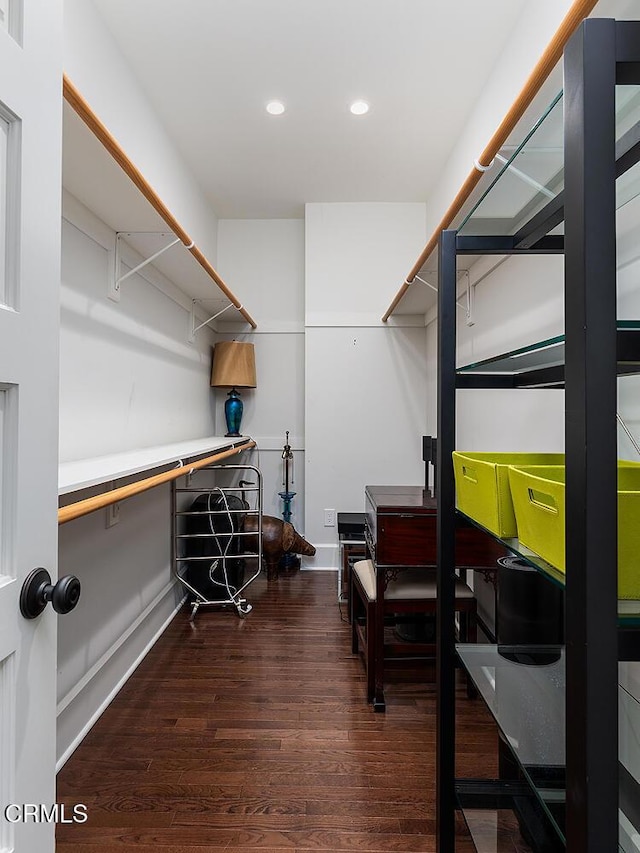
[20,568,81,619]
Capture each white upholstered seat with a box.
[353,559,474,602]
[351,558,477,711]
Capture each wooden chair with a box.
[350,559,476,712]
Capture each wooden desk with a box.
[363,485,505,707]
[365,484,504,572]
[365,485,436,569]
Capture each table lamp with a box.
[210,341,257,436]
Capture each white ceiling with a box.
[88,0,529,219]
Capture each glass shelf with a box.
[455,322,640,386]
[458,796,563,853]
[458,643,566,845]
[459,92,564,238]
[458,85,640,239]
[457,647,640,852]
[619,664,640,852]
[457,510,640,626]
[457,332,565,377]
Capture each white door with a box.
[0,1,63,851]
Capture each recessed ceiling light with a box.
[350,100,369,116]
[266,101,285,116]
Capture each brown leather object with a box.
[243,515,316,579]
[243,515,316,558]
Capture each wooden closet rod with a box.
[381,0,599,322]
[58,441,256,525]
[63,76,257,330]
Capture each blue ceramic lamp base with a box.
[224,388,244,437]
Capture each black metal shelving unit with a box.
[436,19,640,853]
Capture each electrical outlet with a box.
[106,501,120,528]
[324,508,336,527]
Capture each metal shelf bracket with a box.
[189,299,238,341]
[414,270,474,325]
[110,231,193,302]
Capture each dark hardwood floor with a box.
[56,570,500,852]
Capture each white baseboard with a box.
[300,543,339,571]
[300,566,338,572]
[56,583,185,771]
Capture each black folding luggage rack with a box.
[171,463,263,621]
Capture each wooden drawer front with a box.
[377,514,436,566]
[455,524,508,568]
[374,514,508,568]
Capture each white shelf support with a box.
[112,232,193,300]
[189,299,237,341]
[617,412,640,458]
[494,153,555,200]
[414,273,473,324]
[461,270,474,327]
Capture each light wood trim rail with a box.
[63,76,257,329]
[58,441,256,525]
[382,0,599,322]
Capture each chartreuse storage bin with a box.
[452,452,564,538]
[507,461,640,600]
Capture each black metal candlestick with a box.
[278,431,300,571]
[279,431,295,523]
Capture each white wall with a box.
[305,203,428,567]
[216,209,431,573]
[216,219,306,528]
[57,194,219,766]
[60,196,217,461]
[58,0,227,765]
[56,482,180,766]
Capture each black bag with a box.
[183,492,247,600]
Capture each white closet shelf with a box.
[59,436,253,496]
[62,77,256,330]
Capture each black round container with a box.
[497,555,563,664]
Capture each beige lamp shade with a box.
[210,341,257,388]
